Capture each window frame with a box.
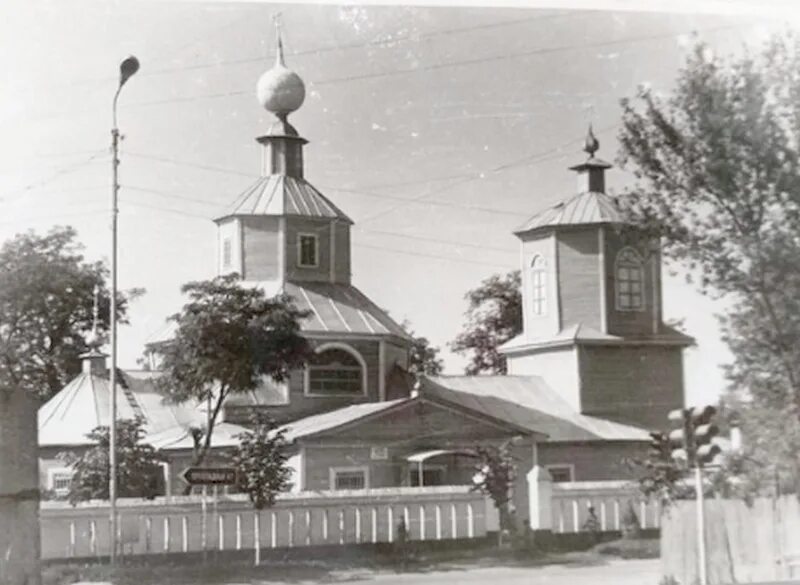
[614,247,645,312]
[297,233,320,268]
[546,464,575,483]
[529,255,547,317]
[47,466,75,496]
[408,463,447,487]
[222,237,232,269]
[304,342,368,398]
[329,466,370,491]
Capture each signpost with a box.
[181,467,237,558]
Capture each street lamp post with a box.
[110,55,139,566]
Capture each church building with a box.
[37,28,692,518]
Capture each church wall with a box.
[332,222,351,284]
[284,217,333,283]
[505,347,581,412]
[384,339,411,400]
[533,441,646,482]
[520,231,560,337]
[604,228,659,337]
[556,227,602,331]
[578,344,685,430]
[241,216,280,281]
[217,218,241,276]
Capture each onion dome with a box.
[256,28,305,118]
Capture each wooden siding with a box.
[284,217,333,283]
[241,216,280,281]
[333,222,351,284]
[578,344,684,430]
[520,231,560,337]
[216,218,240,276]
[224,338,382,426]
[604,228,659,337]
[556,227,601,331]
[535,442,645,482]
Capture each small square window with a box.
[298,234,318,268]
[546,465,574,483]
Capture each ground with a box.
[47,547,662,585]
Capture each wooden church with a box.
[38,27,692,515]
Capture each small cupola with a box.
[80,285,107,376]
[569,125,612,194]
[255,20,308,178]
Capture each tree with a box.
[64,418,166,504]
[0,227,140,585]
[471,443,517,539]
[401,320,444,376]
[0,226,140,400]
[232,412,293,509]
[451,270,521,374]
[158,274,311,474]
[617,35,800,493]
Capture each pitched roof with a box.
[422,375,650,442]
[499,322,694,354]
[38,370,187,447]
[217,175,352,224]
[515,191,626,234]
[145,281,410,347]
[285,281,410,339]
[277,400,406,442]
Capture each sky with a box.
[0,0,794,406]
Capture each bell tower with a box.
[500,127,693,430]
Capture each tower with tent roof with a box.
[498,127,693,430]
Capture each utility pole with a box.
[109,55,139,566]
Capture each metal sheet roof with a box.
[219,175,352,223]
[423,375,650,442]
[285,282,410,339]
[38,370,186,447]
[278,400,406,442]
[515,191,626,234]
[499,323,694,353]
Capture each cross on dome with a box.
[256,16,306,120]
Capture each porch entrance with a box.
[406,449,479,487]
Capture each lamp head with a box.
[119,56,140,88]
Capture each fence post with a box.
[527,465,553,531]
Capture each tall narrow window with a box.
[298,234,319,267]
[222,238,232,269]
[615,247,644,311]
[530,255,547,316]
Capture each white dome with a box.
[256,64,305,116]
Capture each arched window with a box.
[615,248,644,311]
[530,255,547,316]
[306,344,366,396]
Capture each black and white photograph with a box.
[2,1,800,584]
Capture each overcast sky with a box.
[1,0,794,405]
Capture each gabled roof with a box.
[216,175,352,224]
[515,191,626,235]
[278,400,405,442]
[422,375,650,442]
[499,322,694,354]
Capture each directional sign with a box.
[181,467,237,485]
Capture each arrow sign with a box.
[181,467,237,485]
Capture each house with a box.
[37,28,692,522]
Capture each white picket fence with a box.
[550,480,659,534]
[40,486,496,561]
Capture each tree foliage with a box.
[617,35,800,493]
[471,443,517,531]
[0,226,140,400]
[64,418,165,504]
[401,321,444,376]
[157,274,311,470]
[451,271,521,375]
[232,412,293,509]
